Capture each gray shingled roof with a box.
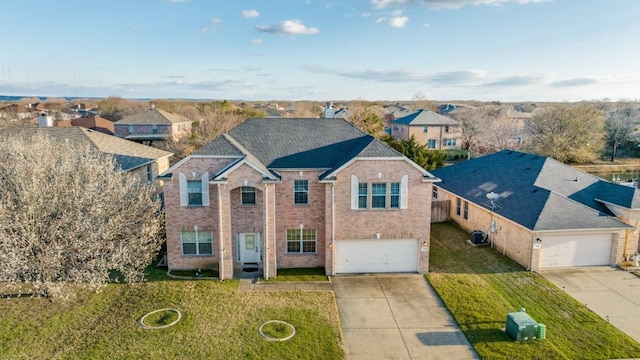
[115,108,191,125]
[431,150,635,231]
[1,127,172,172]
[194,118,403,171]
[392,109,460,126]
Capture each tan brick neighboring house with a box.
[114,107,192,147]
[390,109,462,150]
[1,127,173,195]
[431,150,640,271]
[159,118,440,279]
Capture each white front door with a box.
[239,233,260,264]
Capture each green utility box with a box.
[505,311,538,341]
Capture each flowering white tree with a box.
[0,133,163,299]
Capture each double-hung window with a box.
[187,180,203,206]
[294,179,309,204]
[427,139,437,149]
[432,187,438,200]
[181,229,213,255]
[423,125,429,133]
[358,183,368,209]
[371,183,386,209]
[463,201,469,220]
[390,182,400,208]
[241,186,256,205]
[286,229,317,254]
[456,198,462,216]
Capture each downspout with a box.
[264,183,269,280]
[217,184,224,280]
[528,232,537,271]
[331,183,336,276]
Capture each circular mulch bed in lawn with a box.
[137,308,182,330]
[258,320,296,341]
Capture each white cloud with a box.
[376,17,386,23]
[371,0,551,10]
[389,16,409,27]
[200,27,209,34]
[211,18,223,24]
[242,9,259,18]
[251,38,263,45]
[256,20,319,35]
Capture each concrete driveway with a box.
[542,267,640,343]
[332,274,478,360]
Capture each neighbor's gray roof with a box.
[193,118,429,179]
[1,127,172,172]
[431,150,636,231]
[392,109,460,126]
[115,108,191,125]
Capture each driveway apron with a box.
[332,274,478,360]
[542,267,640,344]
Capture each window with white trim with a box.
[187,180,202,206]
[423,125,429,133]
[241,186,256,205]
[181,229,213,255]
[358,183,368,209]
[152,124,158,134]
[463,201,469,220]
[390,182,400,208]
[128,124,134,134]
[286,229,316,254]
[444,125,450,133]
[371,183,386,208]
[146,164,153,183]
[456,197,462,216]
[294,179,309,204]
[432,186,438,200]
[427,139,437,149]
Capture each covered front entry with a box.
[539,233,613,268]
[335,239,419,274]
[238,233,261,265]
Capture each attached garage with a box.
[539,233,614,268]
[335,238,419,273]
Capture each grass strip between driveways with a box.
[427,222,640,360]
[0,274,343,360]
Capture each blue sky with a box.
[1,0,639,102]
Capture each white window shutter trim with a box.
[400,175,408,209]
[201,172,210,206]
[179,173,188,206]
[351,175,358,210]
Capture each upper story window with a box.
[187,181,203,206]
[286,228,317,254]
[371,183,387,208]
[358,183,368,209]
[423,125,429,133]
[178,172,210,207]
[128,124,134,134]
[294,179,309,204]
[152,124,158,134]
[390,182,400,208]
[444,125,450,133]
[241,186,256,205]
[146,163,153,183]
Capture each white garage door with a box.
[539,233,613,268]
[335,239,418,273]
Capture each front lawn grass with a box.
[0,273,343,359]
[428,222,640,360]
[265,267,328,282]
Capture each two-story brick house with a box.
[391,109,462,150]
[114,106,192,147]
[160,118,439,279]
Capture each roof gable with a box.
[393,109,460,126]
[115,108,191,125]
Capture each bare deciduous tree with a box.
[0,133,163,300]
[450,107,486,159]
[525,104,605,164]
[347,100,386,138]
[605,103,639,161]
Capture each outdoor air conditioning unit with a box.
[470,230,487,245]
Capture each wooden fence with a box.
[431,200,450,223]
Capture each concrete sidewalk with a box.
[542,267,640,344]
[333,274,478,360]
[237,279,333,292]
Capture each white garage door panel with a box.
[336,239,418,273]
[540,233,612,268]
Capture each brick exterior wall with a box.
[164,157,434,277]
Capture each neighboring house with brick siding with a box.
[159,118,440,279]
[391,109,462,150]
[1,127,173,195]
[114,106,192,146]
[431,150,640,271]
